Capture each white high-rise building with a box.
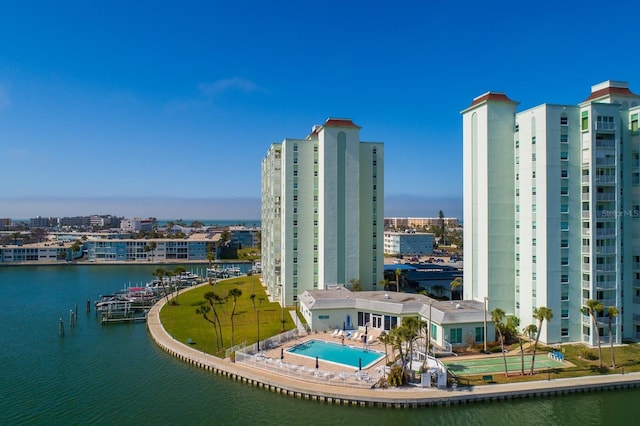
[261,118,384,307]
[462,81,640,345]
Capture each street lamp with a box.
[256,298,263,351]
[427,302,432,358]
[483,296,489,353]
[279,284,285,332]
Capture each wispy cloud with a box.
[0,86,10,111]
[198,77,259,96]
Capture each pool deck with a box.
[147,296,640,408]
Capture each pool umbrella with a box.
[280,348,284,360]
[359,358,362,371]
[315,356,319,369]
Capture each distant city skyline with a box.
[1,2,636,222]
[1,194,463,221]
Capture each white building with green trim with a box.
[299,287,493,351]
[261,118,384,308]
[462,80,640,345]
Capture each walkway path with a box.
[146,296,640,407]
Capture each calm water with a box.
[0,265,637,425]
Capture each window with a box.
[581,111,589,131]
[450,328,462,344]
[561,170,568,178]
[632,113,639,132]
[561,115,568,126]
[293,144,298,152]
[596,115,615,130]
[475,327,484,343]
[431,323,438,340]
[561,134,569,143]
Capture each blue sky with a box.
[1,1,637,220]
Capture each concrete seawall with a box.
[146,297,640,408]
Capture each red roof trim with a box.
[323,118,360,128]
[468,92,516,108]
[585,86,637,101]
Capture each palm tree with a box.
[491,308,509,377]
[530,306,553,375]
[227,288,242,347]
[172,266,186,304]
[204,291,224,348]
[145,241,157,261]
[379,331,391,364]
[152,267,170,304]
[449,277,463,300]
[402,317,425,372]
[195,305,221,352]
[394,268,402,292]
[166,221,175,238]
[581,299,604,368]
[607,306,618,369]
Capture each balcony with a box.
[594,175,616,184]
[595,158,616,166]
[595,193,616,201]
[595,122,617,131]
[594,246,616,254]
[595,279,617,290]
[596,229,616,238]
[595,140,616,149]
[595,264,616,272]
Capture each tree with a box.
[402,317,425,372]
[166,221,175,238]
[195,304,220,352]
[491,308,509,377]
[153,267,171,304]
[349,278,364,292]
[227,288,242,348]
[530,306,553,375]
[394,268,403,293]
[204,291,224,349]
[145,241,157,261]
[206,249,215,267]
[379,331,391,364]
[449,277,463,300]
[438,210,445,245]
[172,266,186,304]
[432,284,445,297]
[581,299,604,368]
[607,306,619,369]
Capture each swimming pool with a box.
[286,339,384,369]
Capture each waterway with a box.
[0,264,637,425]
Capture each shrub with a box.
[579,347,597,360]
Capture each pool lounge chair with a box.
[330,329,339,336]
[349,332,359,341]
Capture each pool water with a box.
[286,339,384,369]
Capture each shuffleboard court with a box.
[442,354,566,375]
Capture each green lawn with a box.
[159,274,294,357]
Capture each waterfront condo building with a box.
[462,80,640,345]
[261,118,384,307]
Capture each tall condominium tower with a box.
[462,81,640,345]
[261,118,384,307]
